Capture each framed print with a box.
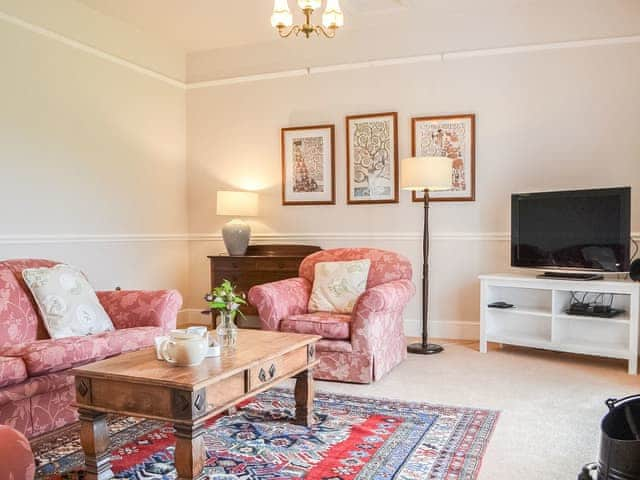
[411,113,476,202]
[281,124,335,205]
[346,112,398,204]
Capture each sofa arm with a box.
[248,277,311,331]
[97,289,182,333]
[0,425,35,480]
[351,279,416,353]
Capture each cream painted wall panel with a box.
[0,20,187,235]
[0,18,188,297]
[187,43,640,337]
[0,240,188,291]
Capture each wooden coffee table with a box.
[72,329,320,480]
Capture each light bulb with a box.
[322,0,344,28]
[271,0,293,28]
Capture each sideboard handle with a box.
[258,368,267,382]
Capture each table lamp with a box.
[400,156,453,354]
[216,191,259,256]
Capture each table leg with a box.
[293,368,314,427]
[79,408,113,480]
[174,423,206,480]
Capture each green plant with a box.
[204,279,247,321]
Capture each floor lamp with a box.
[401,156,453,355]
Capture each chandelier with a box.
[271,0,344,39]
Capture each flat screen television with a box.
[511,187,631,273]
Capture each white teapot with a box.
[160,330,208,366]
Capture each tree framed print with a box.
[346,112,399,204]
[281,124,336,205]
[411,113,476,202]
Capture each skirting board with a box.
[178,309,480,341]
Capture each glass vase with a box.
[216,311,238,349]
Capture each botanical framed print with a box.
[281,124,335,205]
[346,112,398,204]
[411,113,476,202]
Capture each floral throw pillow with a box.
[308,259,371,314]
[22,264,115,339]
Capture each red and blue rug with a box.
[33,389,498,479]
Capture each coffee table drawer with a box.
[206,372,245,409]
[249,347,308,391]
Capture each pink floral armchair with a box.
[248,248,415,383]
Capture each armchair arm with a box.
[351,279,416,353]
[248,277,311,331]
[97,289,183,333]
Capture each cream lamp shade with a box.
[400,156,453,191]
[216,191,258,217]
[216,191,258,256]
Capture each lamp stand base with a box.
[407,343,444,355]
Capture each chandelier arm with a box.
[278,25,301,38]
[315,25,337,38]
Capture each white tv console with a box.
[479,273,639,374]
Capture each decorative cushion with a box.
[281,312,351,340]
[22,264,114,339]
[308,259,370,314]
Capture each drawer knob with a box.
[269,363,276,379]
[258,368,267,382]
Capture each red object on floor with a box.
[0,425,35,480]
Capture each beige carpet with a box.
[313,341,640,479]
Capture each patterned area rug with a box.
[33,389,498,480]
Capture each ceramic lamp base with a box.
[221,219,251,256]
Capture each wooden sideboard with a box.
[208,245,321,324]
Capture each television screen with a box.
[511,187,631,272]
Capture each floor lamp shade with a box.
[216,191,258,256]
[400,156,453,355]
[400,156,453,191]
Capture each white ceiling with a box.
[77,0,412,53]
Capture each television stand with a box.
[537,272,604,281]
[479,273,639,375]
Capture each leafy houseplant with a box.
[204,279,246,348]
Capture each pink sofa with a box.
[248,248,415,383]
[0,259,182,438]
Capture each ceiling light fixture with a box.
[271,0,344,39]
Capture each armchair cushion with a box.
[308,259,370,314]
[96,289,182,333]
[281,312,351,340]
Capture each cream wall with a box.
[0,3,188,304]
[2,2,639,337]
[186,42,640,337]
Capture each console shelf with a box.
[479,273,640,375]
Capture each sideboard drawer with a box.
[257,258,301,272]
[215,259,257,271]
[248,347,308,391]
